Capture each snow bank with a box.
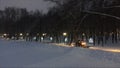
[0,39,120,68]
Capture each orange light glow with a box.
[89,47,120,53]
[81,42,86,46]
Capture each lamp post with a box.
[19,33,23,40]
[63,32,67,36]
[41,33,47,41]
[63,32,67,44]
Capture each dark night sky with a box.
[0,0,54,13]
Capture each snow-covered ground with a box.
[0,38,120,68]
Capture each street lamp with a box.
[42,33,47,36]
[3,33,7,36]
[20,33,23,36]
[63,32,68,43]
[63,32,67,36]
[19,33,23,40]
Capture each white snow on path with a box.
[0,39,120,68]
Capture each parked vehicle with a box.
[75,40,88,48]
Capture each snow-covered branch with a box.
[83,10,120,20]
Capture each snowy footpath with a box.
[0,39,120,68]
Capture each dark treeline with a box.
[0,7,45,37]
[0,0,120,45]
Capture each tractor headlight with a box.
[81,42,86,46]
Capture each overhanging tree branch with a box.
[75,10,120,32]
[83,10,120,20]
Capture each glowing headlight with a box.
[81,42,86,46]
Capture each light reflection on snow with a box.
[89,47,120,53]
[54,43,73,47]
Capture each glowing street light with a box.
[63,32,67,36]
[20,33,23,36]
[3,33,7,36]
[63,32,68,43]
[42,33,47,36]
